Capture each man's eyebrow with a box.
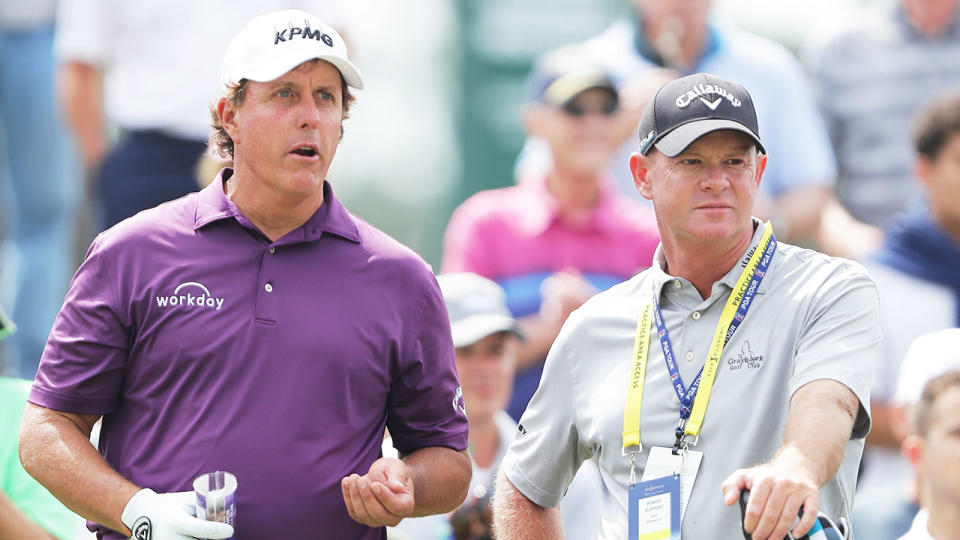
[266,79,297,90]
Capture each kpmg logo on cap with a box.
[155,281,225,311]
[274,24,334,47]
[675,83,742,109]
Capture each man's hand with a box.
[721,449,819,540]
[341,457,415,527]
[539,269,595,324]
[120,488,234,540]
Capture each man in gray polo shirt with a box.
[18,9,470,540]
[492,73,880,540]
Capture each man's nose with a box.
[701,163,728,190]
[297,100,321,129]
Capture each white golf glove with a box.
[121,488,234,540]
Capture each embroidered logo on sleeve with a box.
[154,281,225,311]
[452,386,467,416]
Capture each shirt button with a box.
[692,311,701,320]
[269,247,276,254]
[264,283,273,293]
[685,352,694,361]
[673,280,682,289]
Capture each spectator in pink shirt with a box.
[442,45,660,421]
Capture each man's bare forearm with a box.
[0,490,59,540]
[402,447,471,516]
[722,379,861,538]
[779,378,859,486]
[492,470,563,540]
[18,404,139,535]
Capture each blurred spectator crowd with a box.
[2,0,960,538]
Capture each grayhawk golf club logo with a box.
[132,516,151,540]
[728,340,764,371]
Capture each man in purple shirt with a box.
[17,9,470,540]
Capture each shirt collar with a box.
[518,171,626,236]
[194,168,360,244]
[905,509,932,539]
[649,218,771,300]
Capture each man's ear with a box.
[902,433,925,468]
[914,155,932,189]
[218,97,241,145]
[754,152,767,189]
[629,152,654,201]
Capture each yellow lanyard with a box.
[622,224,774,453]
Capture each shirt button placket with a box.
[256,245,280,324]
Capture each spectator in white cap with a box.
[895,330,960,539]
[20,9,470,540]
[394,273,604,540]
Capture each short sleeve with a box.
[440,198,496,278]
[54,0,107,64]
[501,313,588,508]
[790,262,881,439]
[29,236,130,415]
[386,274,469,455]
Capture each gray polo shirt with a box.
[502,220,879,539]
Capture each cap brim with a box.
[654,119,764,157]
[543,73,615,106]
[243,53,364,89]
[451,315,523,348]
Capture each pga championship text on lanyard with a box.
[622,224,777,540]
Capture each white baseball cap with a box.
[438,273,522,349]
[218,9,364,93]
[894,328,960,405]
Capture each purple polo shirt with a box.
[30,170,468,539]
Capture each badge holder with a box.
[628,452,681,540]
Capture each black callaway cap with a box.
[638,72,765,157]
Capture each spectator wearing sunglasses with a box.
[442,44,661,424]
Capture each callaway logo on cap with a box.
[637,73,764,157]
[218,9,364,92]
